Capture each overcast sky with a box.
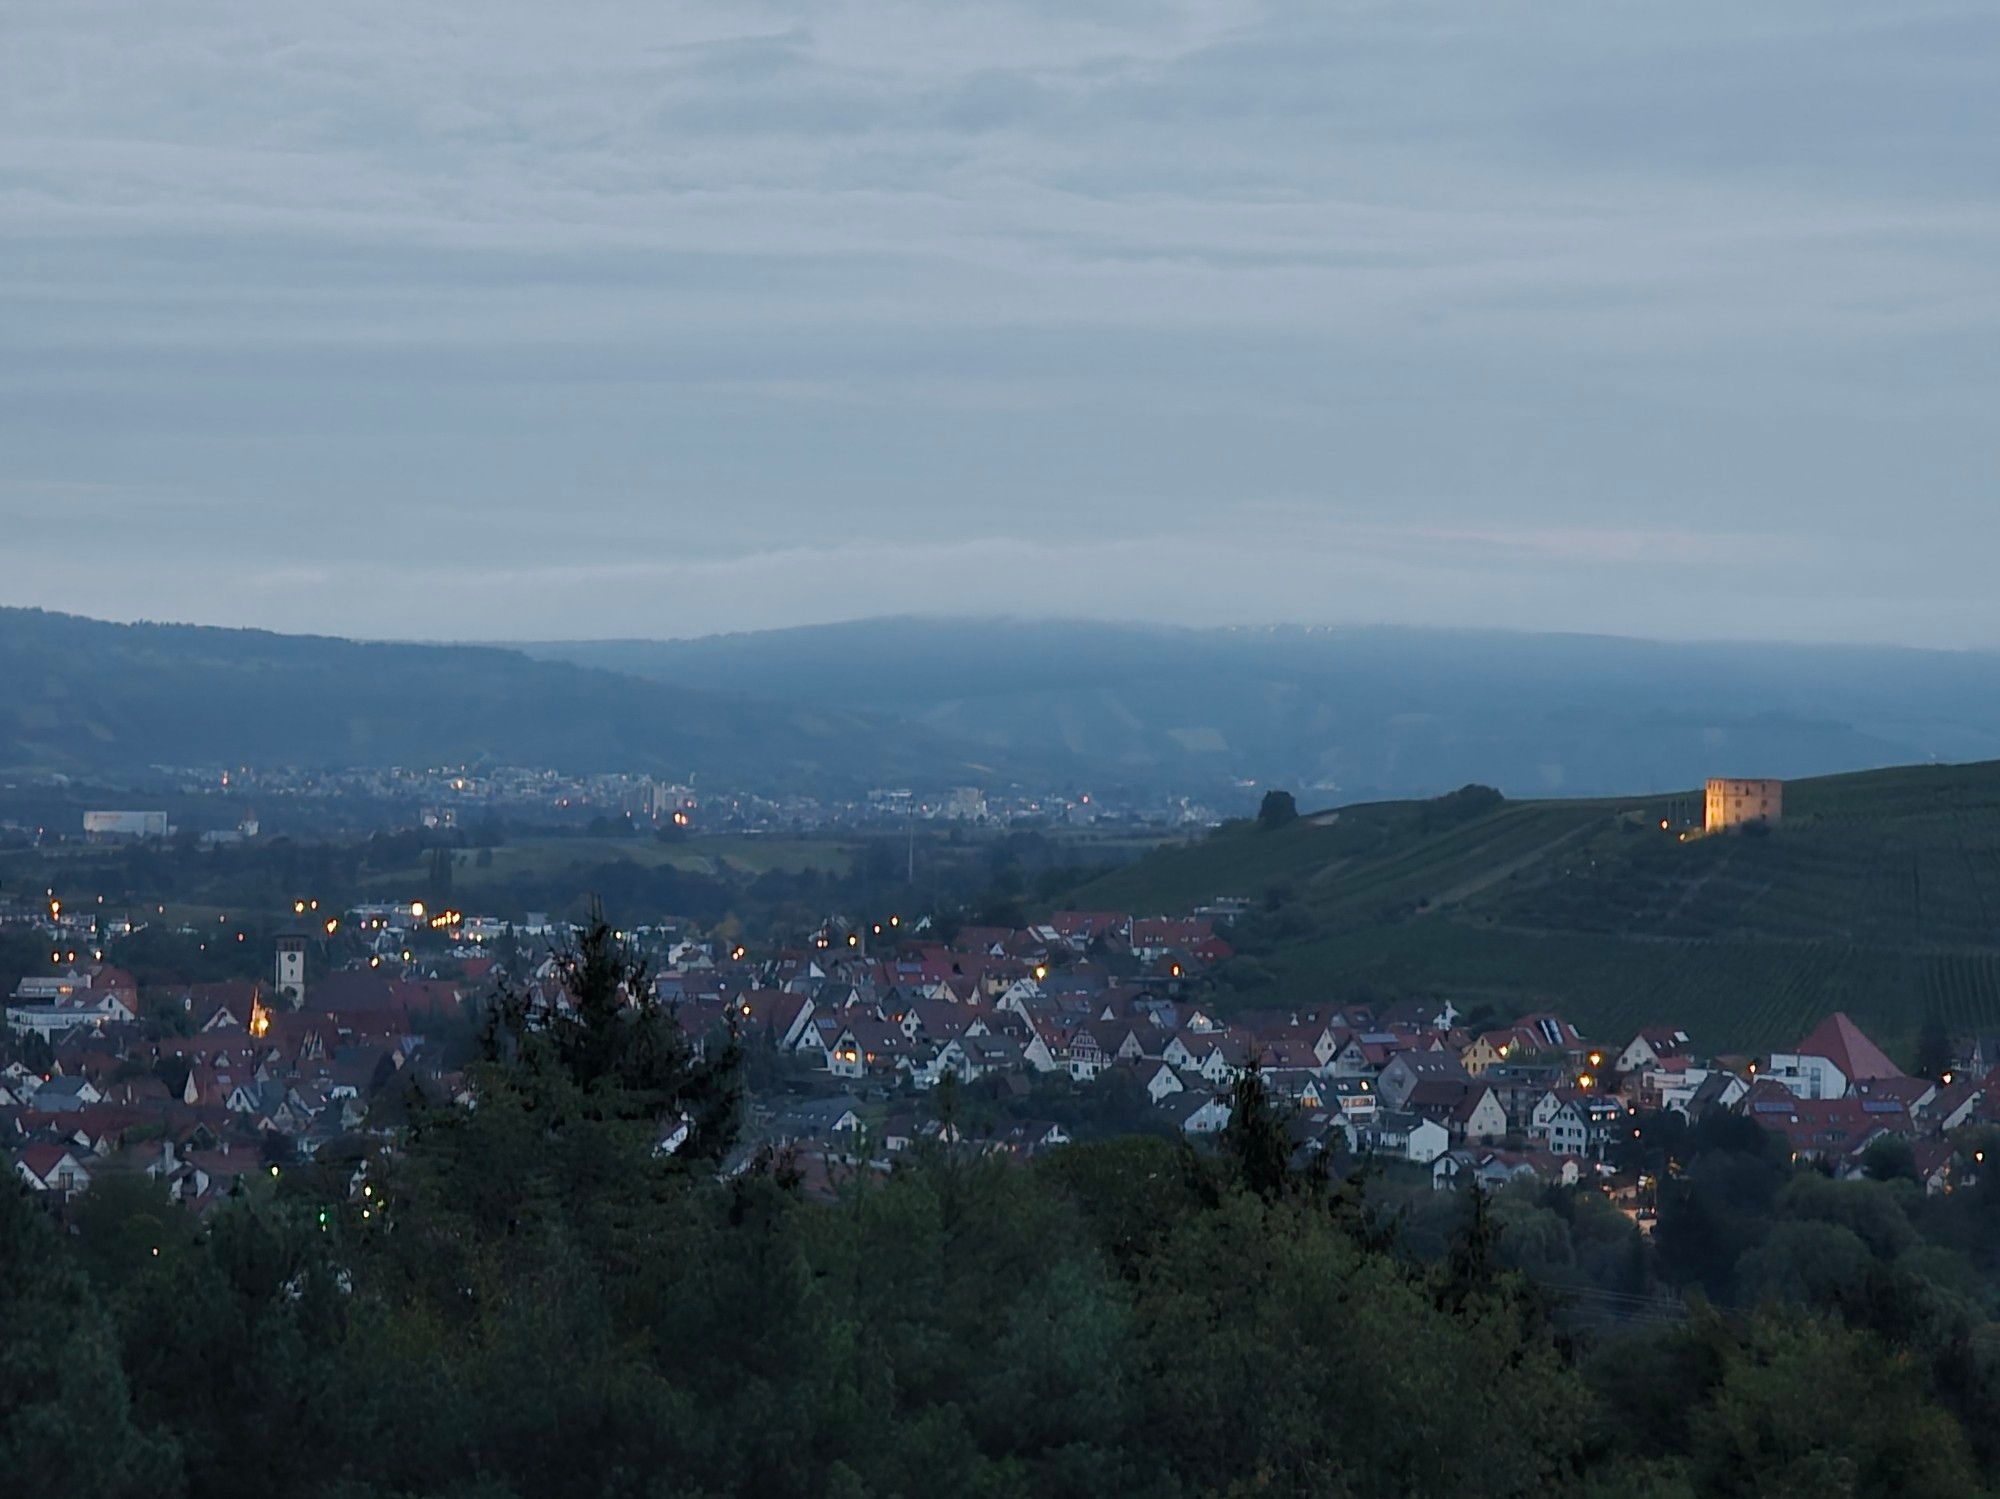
[4,1,1997,644]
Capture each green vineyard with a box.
[1067,759,2000,1060]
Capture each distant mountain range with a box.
[0,607,1000,791]
[525,618,2000,801]
[12,606,2000,804]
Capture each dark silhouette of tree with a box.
[1221,1064,1294,1200]
[426,845,454,905]
[0,1185,179,1491]
[1917,1013,1954,1082]
[483,899,740,1159]
[1256,789,1299,830]
[1861,1135,1918,1184]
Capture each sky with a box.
[3,0,1998,645]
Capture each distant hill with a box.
[0,608,1007,790]
[1063,760,2000,1058]
[525,618,2000,801]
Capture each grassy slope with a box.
[355,835,861,900]
[1067,761,2000,1058]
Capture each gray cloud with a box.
[2,0,1997,643]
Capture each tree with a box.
[0,1186,181,1496]
[1861,1134,1919,1185]
[1257,789,1299,830]
[1916,1013,1954,1083]
[481,900,741,1155]
[426,845,454,905]
[68,1173,183,1291]
[1220,1065,1295,1201]
[1688,1312,1979,1497]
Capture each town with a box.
[0,763,1225,850]
[9,866,1988,1219]
[12,2,1999,1487]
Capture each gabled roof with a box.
[13,1143,81,1182]
[1852,1075,1933,1107]
[1911,1137,1957,1180]
[1791,1012,1902,1082]
[1404,1078,1471,1113]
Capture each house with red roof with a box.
[1745,1088,1908,1165]
[1767,1012,1902,1100]
[1615,1027,1692,1075]
[12,1143,91,1196]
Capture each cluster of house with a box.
[633,909,2000,1199]
[4,958,471,1209]
[12,898,2000,1211]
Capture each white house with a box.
[1327,1077,1377,1123]
[1616,1028,1691,1075]
[1651,1066,1748,1116]
[13,1145,91,1196]
[1449,1086,1510,1144]
[1533,1091,1628,1158]
[1360,1111,1451,1165]
[654,1115,693,1155]
[5,991,135,1040]
[1766,1013,1902,1101]
[1144,1062,1186,1105]
[1175,1095,1232,1135]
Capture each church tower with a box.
[276,928,307,1007]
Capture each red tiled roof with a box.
[1792,1012,1902,1083]
[13,1143,75,1179]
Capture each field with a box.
[1065,761,2000,1059]
[419,835,860,894]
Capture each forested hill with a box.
[0,607,997,790]
[1067,760,2000,1058]
[525,617,2000,801]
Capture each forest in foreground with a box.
[9,927,2000,1499]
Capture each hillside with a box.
[0,607,1007,791]
[1067,761,2000,1058]
[525,617,2000,802]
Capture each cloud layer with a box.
[4,1,1997,643]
